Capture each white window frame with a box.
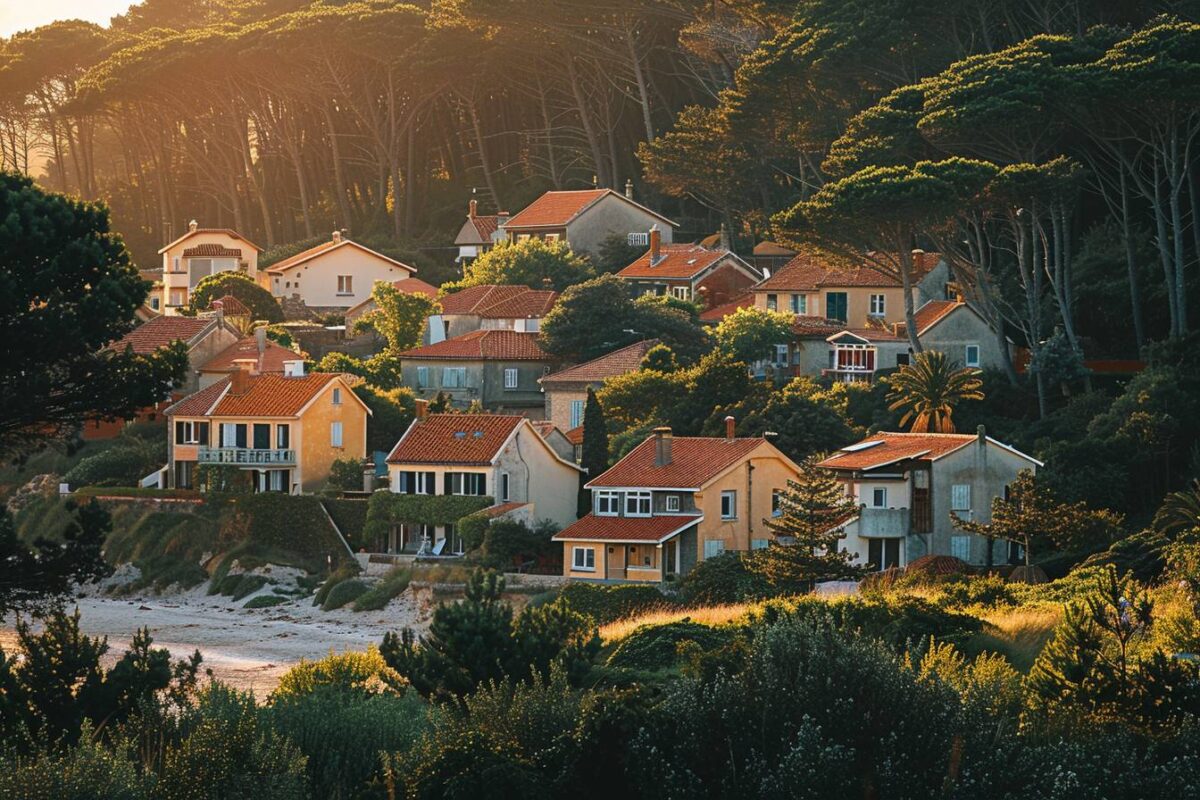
[572,546,595,571]
[221,423,237,448]
[965,344,981,368]
[544,232,561,243]
[869,293,886,316]
[337,275,353,295]
[766,293,777,311]
[275,424,290,449]
[773,344,789,366]
[500,472,510,502]
[503,368,519,390]
[332,387,342,405]
[595,490,621,516]
[872,487,888,508]
[666,495,681,512]
[569,399,584,429]
[442,367,467,388]
[330,421,344,447]
[790,294,806,314]
[671,285,691,300]
[624,490,652,517]
[720,490,737,520]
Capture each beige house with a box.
[554,421,802,582]
[616,230,761,309]
[453,198,506,262]
[158,221,262,314]
[501,188,676,256]
[817,429,1042,570]
[109,314,240,395]
[540,339,658,437]
[382,410,583,554]
[262,232,419,311]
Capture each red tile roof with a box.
[589,435,769,489]
[757,251,942,291]
[438,285,532,315]
[214,372,344,417]
[477,289,558,319]
[392,277,439,299]
[700,293,754,323]
[816,432,978,471]
[386,414,523,465]
[265,238,416,275]
[826,327,904,343]
[481,501,529,518]
[565,425,584,446]
[790,316,849,337]
[158,228,263,255]
[552,513,701,543]
[618,244,734,280]
[111,316,213,354]
[209,294,250,316]
[469,215,499,241]
[398,330,552,361]
[503,189,609,228]
[894,300,967,339]
[753,241,797,257]
[541,339,659,387]
[164,379,229,418]
[200,337,301,374]
[183,243,242,258]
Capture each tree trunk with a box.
[566,55,609,188]
[1119,169,1146,350]
[321,103,354,230]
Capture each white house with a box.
[262,231,420,311]
[158,221,262,314]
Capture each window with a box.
[332,387,342,405]
[596,490,621,516]
[666,495,681,512]
[277,424,290,449]
[773,344,789,366]
[417,366,429,388]
[871,487,888,508]
[720,490,737,520]
[446,472,486,496]
[442,367,467,388]
[625,490,651,517]
[569,400,584,429]
[869,293,886,316]
[220,423,246,449]
[826,292,848,322]
[330,422,344,447]
[965,344,981,368]
[868,538,901,570]
[504,368,519,390]
[751,539,770,550]
[790,294,807,314]
[151,296,160,310]
[500,472,510,502]
[671,285,691,300]
[951,484,971,511]
[951,535,971,561]
[172,257,181,273]
[544,232,560,243]
[337,275,353,295]
[253,423,270,450]
[174,420,208,445]
[766,293,778,311]
[703,539,725,559]
[572,547,595,571]
[896,353,910,367]
[771,489,783,517]
[397,471,435,495]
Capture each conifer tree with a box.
[578,388,608,517]
[753,455,868,591]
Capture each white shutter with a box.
[951,535,971,561]
[951,484,971,511]
[331,422,343,447]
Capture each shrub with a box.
[558,582,673,625]
[678,550,775,604]
[64,445,157,488]
[742,595,982,649]
[905,554,972,579]
[212,573,269,601]
[314,563,360,607]
[352,567,412,612]
[188,270,284,323]
[326,457,363,492]
[606,620,734,671]
[0,722,149,800]
[324,498,369,546]
[273,647,402,698]
[928,575,1016,609]
[244,594,288,609]
[322,578,369,610]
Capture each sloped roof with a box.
[756,251,943,291]
[816,431,1041,472]
[699,293,754,323]
[541,339,658,387]
[438,284,532,315]
[790,316,849,337]
[893,300,976,339]
[826,327,904,344]
[183,243,242,258]
[480,501,530,518]
[565,425,584,446]
[398,330,552,361]
[455,214,500,246]
[110,316,212,354]
[477,289,558,319]
[158,227,263,255]
[504,189,675,229]
[209,294,250,316]
[618,244,733,280]
[215,372,346,418]
[386,414,523,465]
[265,238,417,275]
[589,435,768,489]
[753,241,797,257]
[164,378,230,418]
[552,513,701,543]
[200,336,300,374]
[392,277,439,299]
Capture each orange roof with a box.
[505,189,675,229]
[699,293,754,323]
[200,337,300,374]
[910,300,960,334]
[552,513,701,543]
[392,277,439,299]
[589,435,768,489]
[438,285,532,315]
[164,379,229,417]
[386,414,523,465]
[111,316,213,354]
[565,425,584,446]
[265,238,416,275]
[183,243,242,258]
[158,227,263,255]
[753,241,797,257]
[541,339,658,387]
[825,327,904,343]
[209,294,250,315]
[480,501,530,518]
[816,432,979,471]
[618,244,735,280]
[398,330,552,361]
[757,251,942,292]
[478,289,558,319]
[469,215,499,241]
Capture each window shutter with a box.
[235,425,247,449]
[424,472,435,495]
[444,473,452,494]
[951,484,971,511]
[478,474,486,496]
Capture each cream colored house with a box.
[158,221,262,315]
[262,231,419,311]
[554,421,802,582]
[381,409,583,555]
[501,188,676,257]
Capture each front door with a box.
[605,544,626,580]
[826,292,848,323]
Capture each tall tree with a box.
[0,501,112,617]
[885,350,983,433]
[578,388,608,517]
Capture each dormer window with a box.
[624,490,651,517]
[596,490,621,516]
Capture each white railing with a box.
[197,447,296,466]
[627,232,650,246]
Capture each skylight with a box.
[842,440,884,453]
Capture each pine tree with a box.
[753,455,868,591]
[0,501,112,616]
[578,388,609,517]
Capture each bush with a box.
[326,457,363,492]
[244,594,288,609]
[64,445,157,488]
[322,578,369,610]
[324,498,369,547]
[927,575,1017,609]
[678,550,776,604]
[0,722,148,800]
[211,572,269,601]
[273,647,402,698]
[314,563,360,607]
[188,270,284,323]
[742,594,983,649]
[352,568,412,612]
[558,582,673,625]
[606,620,735,671]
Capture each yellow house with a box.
[554,421,802,582]
[158,220,262,314]
[164,363,369,494]
[262,231,422,311]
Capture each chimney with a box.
[229,361,254,394]
[653,426,673,467]
[719,223,730,251]
[469,198,477,219]
[592,174,598,188]
[977,424,986,446]
[725,415,736,442]
[188,219,198,233]
[283,360,305,378]
[332,229,342,243]
[212,299,224,323]
[649,224,661,264]
[255,326,267,372]
[625,178,633,200]
[414,398,429,421]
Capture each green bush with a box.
[557,582,673,625]
[245,594,289,609]
[0,723,148,800]
[273,648,402,698]
[353,568,412,612]
[188,270,284,323]
[212,573,269,601]
[314,563,360,607]
[326,457,363,492]
[606,620,735,671]
[363,492,492,545]
[678,550,776,604]
[322,578,369,610]
[324,498,369,546]
[923,575,1017,609]
[742,595,983,649]
[64,445,157,488]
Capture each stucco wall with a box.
[694,259,760,308]
[562,195,674,255]
[692,449,799,558]
[161,231,260,314]
[919,307,1007,371]
[268,245,415,308]
[492,424,581,529]
[298,380,368,492]
[185,326,239,394]
[399,358,552,414]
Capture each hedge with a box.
[606,621,735,671]
[324,499,369,547]
[558,583,674,625]
[362,492,493,545]
[74,487,201,500]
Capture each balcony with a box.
[858,507,910,537]
[197,447,296,466]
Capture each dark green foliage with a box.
[322,578,370,610]
[556,582,672,625]
[743,594,983,649]
[63,440,162,488]
[474,518,559,570]
[0,500,112,616]
[353,568,413,612]
[323,498,369,547]
[678,551,777,605]
[188,270,284,323]
[363,491,492,546]
[326,456,364,492]
[221,493,347,572]
[443,238,593,293]
[356,385,416,454]
[0,724,149,800]
[578,388,607,517]
[606,621,734,671]
[314,563,361,608]
[244,594,289,609]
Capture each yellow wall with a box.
[693,451,800,559]
[298,379,368,492]
[545,387,588,433]
[268,244,415,308]
[754,286,906,327]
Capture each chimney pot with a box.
[188,219,198,232]
[415,398,429,420]
[332,230,342,243]
[653,426,673,467]
[649,225,661,264]
[977,424,986,445]
[469,198,477,218]
[725,415,736,441]
[719,223,730,252]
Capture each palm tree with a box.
[1153,479,1200,539]
[886,350,983,433]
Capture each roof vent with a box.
[842,440,884,453]
[473,431,485,438]
[283,360,305,378]
[188,219,198,232]
[454,431,467,439]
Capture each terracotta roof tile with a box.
[159,228,263,255]
[266,238,416,275]
[699,293,754,323]
[200,337,301,374]
[816,432,977,471]
[477,289,558,319]
[164,379,229,417]
[386,414,523,464]
[552,513,701,543]
[504,189,609,228]
[471,215,499,241]
[183,243,242,258]
[392,277,439,299]
[111,316,213,354]
[481,501,529,518]
[790,316,849,337]
[757,251,943,292]
[565,425,584,446]
[209,372,344,417]
[541,339,658,387]
[398,330,552,361]
[618,244,734,280]
[826,327,904,343]
[208,294,250,315]
[438,285,532,315]
[589,436,768,489]
[897,300,962,337]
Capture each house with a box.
[140,268,164,315]
[344,277,440,330]
[893,299,1010,371]
[109,314,241,395]
[539,339,658,435]
[751,250,949,327]
[553,421,802,582]
[397,330,558,416]
[380,408,583,554]
[261,231,420,312]
[531,421,577,462]
[500,188,676,256]
[427,284,557,343]
[616,229,761,309]
[164,363,369,494]
[816,429,1042,571]
[197,329,304,389]
[750,240,798,275]
[699,292,754,325]
[158,220,262,314]
[453,198,507,262]
[787,319,911,384]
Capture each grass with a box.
[599,603,754,644]
[966,606,1063,672]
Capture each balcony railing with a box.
[197,447,296,466]
[858,507,910,537]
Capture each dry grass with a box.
[969,605,1062,672]
[599,603,754,644]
